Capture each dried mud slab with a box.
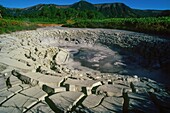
[0,27,169,113]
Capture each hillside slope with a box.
[0,1,169,18]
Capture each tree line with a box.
[0,5,104,20]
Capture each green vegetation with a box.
[65,17,170,36]
[1,5,104,21]
[1,17,170,36]
[6,17,65,24]
[0,18,38,34]
[0,1,170,36]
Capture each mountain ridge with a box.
[0,1,169,18]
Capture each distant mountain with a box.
[95,3,138,17]
[0,5,10,17]
[133,9,162,17]
[158,10,170,17]
[71,1,96,11]
[0,1,169,19]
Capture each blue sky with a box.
[0,0,170,10]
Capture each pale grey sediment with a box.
[0,27,169,113]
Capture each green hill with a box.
[0,1,169,19]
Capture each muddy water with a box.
[72,47,170,86]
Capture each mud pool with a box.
[70,46,170,86]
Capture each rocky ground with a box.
[0,27,170,113]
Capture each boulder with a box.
[55,49,69,64]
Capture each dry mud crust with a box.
[0,27,169,113]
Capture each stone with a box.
[150,92,170,113]
[13,54,35,66]
[102,97,123,111]
[0,107,22,113]
[87,104,109,113]
[19,71,43,80]
[20,86,47,101]
[144,81,161,92]
[13,71,65,87]
[113,80,130,87]
[0,57,32,70]
[131,81,148,88]
[128,92,159,113]
[8,85,23,93]
[126,77,139,83]
[9,75,22,87]
[12,70,39,86]
[2,93,38,112]
[90,97,123,113]
[0,85,23,104]
[82,94,104,108]
[0,68,13,76]
[96,84,130,97]
[0,76,7,91]
[130,81,150,92]
[64,78,102,95]
[19,84,30,90]
[7,48,27,58]
[26,101,55,113]
[42,85,66,94]
[38,75,65,87]
[55,49,69,64]
[46,91,85,112]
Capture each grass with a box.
[0,17,69,34]
[8,17,65,24]
[0,18,39,34]
[1,17,170,37]
[64,17,170,37]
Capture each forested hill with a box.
[0,1,170,19]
